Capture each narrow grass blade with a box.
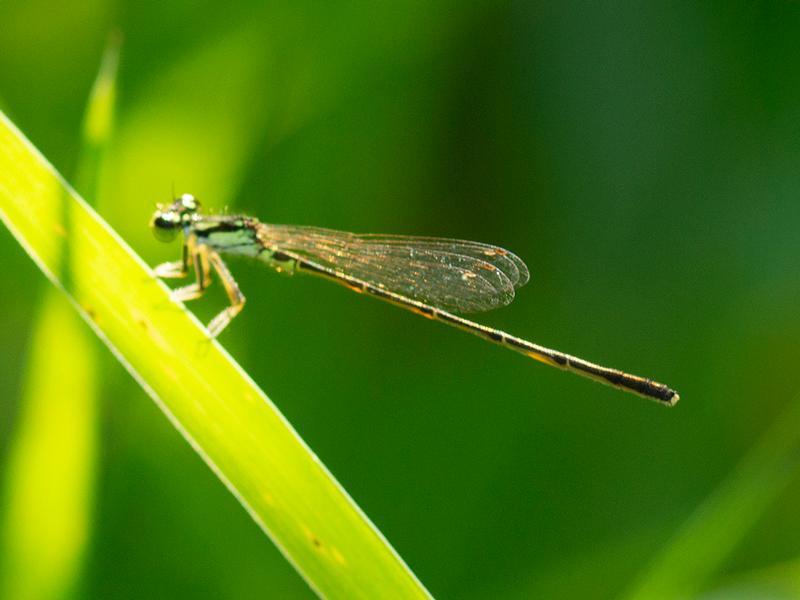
[75,31,121,199]
[0,112,431,598]
[703,555,800,598]
[1,294,98,600]
[624,394,800,600]
[1,36,120,600]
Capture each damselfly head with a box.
[150,193,201,242]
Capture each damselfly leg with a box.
[164,238,211,302]
[155,235,245,336]
[205,250,246,337]
[153,244,190,279]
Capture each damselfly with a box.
[151,194,679,406]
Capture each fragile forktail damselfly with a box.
[151,194,679,406]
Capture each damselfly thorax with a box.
[151,194,679,406]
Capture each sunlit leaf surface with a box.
[0,111,430,599]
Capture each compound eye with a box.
[151,213,180,242]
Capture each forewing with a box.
[260,225,530,313]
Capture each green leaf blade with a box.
[0,112,430,598]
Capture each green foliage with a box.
[2,3,800,598]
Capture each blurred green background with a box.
[2,1,800,598]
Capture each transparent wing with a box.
[259,224,530,313]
